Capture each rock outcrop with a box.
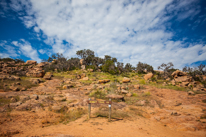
[122,77,130,83]
[144,73,153,80]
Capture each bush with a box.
[89,90,106,99]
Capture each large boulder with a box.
[144,73,153,80]
[171,70,187,78]
[122,77,130,83]
[43,74,52,80]
[106,94,124,101]
[81,65,86,70]
[98,79,110,84]
[174,76,192,82]
[80,59,84,65]
[26,60,37,65]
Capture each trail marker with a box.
[87,98,112,121]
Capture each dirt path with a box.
[15,115,206,137]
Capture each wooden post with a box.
[109,98,111,122]
[88,98,91,119]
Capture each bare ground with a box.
[0,78,206,137]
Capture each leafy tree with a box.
[101,55,118,74]
[76,49,95,66]
[117,62,124,73]
[182,64,206,81]
[125,63,133,72]
[158,62,174,78]
[136,62,154,73]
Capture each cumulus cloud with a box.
[0,40,41,62]
[38,49,46,54]
[1,0,205,69]
[0,40,18,57]
[13,40,41,62]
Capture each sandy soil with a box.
[2,111,204,137]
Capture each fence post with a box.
[109,98,111,122]
[88,98,91,119]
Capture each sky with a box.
[0,0,206,69]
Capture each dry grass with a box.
[59,107,87,124]
[0,77,43,91]
[94,107,129,119]
[0,96,19,107]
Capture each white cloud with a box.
[0,40,18,57]
[13,40,41,62]
[3,0,206,69]
[0,40,41,62]
[38,49,45,54]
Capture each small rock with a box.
[10,86,20,91]
[15,82,21,85]
[10,102,22,108]
[52,106,63,112]
[30,94,39,100]
[82,77,89,80]
[43,74,52,80]
[19,96,30,101]
[122,77,130,83]
[126,92,132,97]
[134,85,140,89]
[53,97,66,101]
[171,111,181,116]
[63,85,73,89]
[121,89,129,94]
[87,69,93,72]
[21,87,26,91]
[10,98,17,103]
[85,91,90,95]
[106,94,124,101]
[137,100,146,106]
[188,91,195,95]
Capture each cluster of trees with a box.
[1,49,205,84]
[0,57,24,63]
[182,64,206,81]
[42,49,154,74]
[42,49,206,82]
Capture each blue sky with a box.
[0,0,206,69]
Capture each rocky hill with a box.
[0,59,206,136]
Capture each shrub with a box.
[139,79,146,85]
[142,92,151,97]
[89,90,106,99]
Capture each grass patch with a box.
[132,93,139,97]
[148,81,187,91]
[139,79,146,85]
[125,97,139,105]
[60,107,87,124]
[129,107,144,117]
[0,77,41,91]
[142,92,151,97]
[0,96,19,107]
[80,80,93,85]
[0,97,11,107]
[95,107,129,119]
[89,90,107,99]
